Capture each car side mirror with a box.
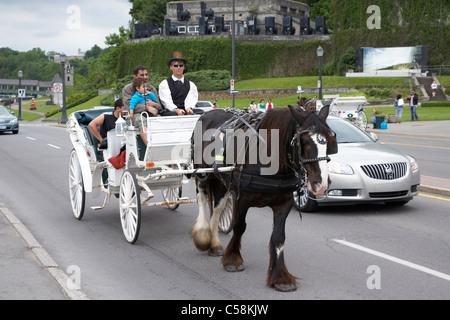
[369,132,379,141]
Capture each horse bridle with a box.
[290,128,332,165]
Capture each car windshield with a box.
[0,106,12,116]
[326,118,374,143]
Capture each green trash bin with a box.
[374,116,385,129]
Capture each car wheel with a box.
[12,130,19,134]
[292,185,318,212]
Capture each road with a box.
[0,123,449,300]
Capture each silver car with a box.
[0,105,19,134]
[294,116,420,212]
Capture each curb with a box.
[0,202,89,300]
[419,185,450,198]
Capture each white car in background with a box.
[195,101,215,112]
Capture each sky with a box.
[0,0,132,55]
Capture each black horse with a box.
[190,105,337,291]
[297,97,317,112]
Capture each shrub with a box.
[185,69,231,91]
[421,101,450,108]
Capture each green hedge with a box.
[45,90,97,118]
[421,101,450,108]
[116,38,331,81]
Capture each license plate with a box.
[0,126,6,129]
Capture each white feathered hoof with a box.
[191,227,211,252]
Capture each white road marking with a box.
[47,144,61,150]
[26,137,36,141]
[333,239,450,282]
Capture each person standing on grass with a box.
[394,94,404,124]
[407,90,419,121]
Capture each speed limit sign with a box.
[53,83,63,93]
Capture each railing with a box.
[426,65,450,76]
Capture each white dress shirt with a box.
[159,76,199,112]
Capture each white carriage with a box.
[67,107,234,243]
[325,96,368,131]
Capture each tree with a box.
[85,45,103,60]
[129,0,169,27]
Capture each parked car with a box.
[196,100,215,112]
[293,116,420,212]
[0,105,19,134]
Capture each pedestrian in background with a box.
[407,90,419,121]
[394,94,404,124]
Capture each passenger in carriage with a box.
[123,65,163,146]
[89,98,126,148]
[122,65,162,117]
[158,51,204,116]
[129,77,157,121]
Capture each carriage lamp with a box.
[115,116,127,137]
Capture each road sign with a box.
[18,89,26,98]
[230,79,235,91]
[53,83,63,93]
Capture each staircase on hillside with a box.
[417,77,447,101]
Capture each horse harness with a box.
[206,109,330,196]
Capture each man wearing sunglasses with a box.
[159,51,203,116]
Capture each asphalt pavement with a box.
[1,119,449,300]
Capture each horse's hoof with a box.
[273,283,297,292]
[208,248,224,256]
[224,264,245,272]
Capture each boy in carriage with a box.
[128,77,157,146]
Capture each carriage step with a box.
[91,206,105,210]
[143,198,197,207]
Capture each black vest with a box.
[100,113,118,138]
[167,77,190,111]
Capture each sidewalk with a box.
[0,202,89,300]
[368,119,450,197]
[1,120,449,300]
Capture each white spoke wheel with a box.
[162,186,182,210]
[356,111,368,131]
[218,193,234,234]
[119,170,141,244]
[69,149,85,220]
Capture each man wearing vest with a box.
[89,98,126,148]
[159,51,204,116]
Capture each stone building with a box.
[164,0,310,37]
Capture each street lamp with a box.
[18,70,23,121]
[60,53,68,123]
[316,46,324,100]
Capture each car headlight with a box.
[328,160,354,175]
[406,155,419,171]
[10,118,18,124]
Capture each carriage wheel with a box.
[292,186,318,213]
[356,111,368,131]
[218,193,234,234]
[161,186,182,210]
[119,170,141,244]
[69,149,85,220]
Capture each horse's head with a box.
[288,105,338,196]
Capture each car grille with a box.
[0,120,10,124]
[361,162,407,180]
[369,190,408,198]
